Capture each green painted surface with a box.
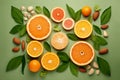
[0,0,120,80]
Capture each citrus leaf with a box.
[66,4,75,20]
[26,34,32,43]
[57,51,69,62]
[93,24,102,35]
[97,56,111,76]
[88,15,92,23]
[9,24,24,34]
[43,41,51,52]
[101,6,111,25]
[75,9,81,22]
[93,41,100,50]
[57,62,69,72]
[6,55,23,72]
[94,5,101,11]
[70,61,78,77]
[43,6,50,18]
[40,69,48,78]
[35,6,42,14]
[11,6,23,24]
[21,55,26,75]
[53,25,61,32]
[67,33,79,41]
[19,25,26,37]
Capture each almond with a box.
[13,37,21,45]
[21,40,25,51]
[92,62,99,69]
[93,11,99,21]
[79,67,87,73]
[103,30,108,38]
[101,24,109,30]
[99,48,108,55]
[12,47,20,52]
[88,68,94,75]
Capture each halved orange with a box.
[74,20,93,39]
[70,41,95,66]
[51,7,65,22]
[41,52,60,71]
[28,59,41,72]
[26,14,51,40]
[27,41,43,58]
[62,18,75,30]
[51,32,68,50]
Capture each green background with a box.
[0,0,120,80]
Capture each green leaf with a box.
[93,42,100,50]
[43,6,50,18]
[70,61,78,77]
[11,6,23,24]
[19,25,26,37]
[57,62,69,72]
[97,56,111,76]
[40,69,48,78]
[43,41,51,52]
[35,6,42,14]
[53,25,61,32]
[9,24,24,34]
[21,55,26,75]
[67,33,79,41]
[75,9,81,22]
[101,6,111,25]
[94,5,101,11]
[26,34,32,43]
[88,15,92,23]
[93,24,102,35]
[66,4,75,20]
[57,51,69,62]
[6,55,23,72]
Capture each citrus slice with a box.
[62,18,75,30]
[26,14,51,40]
[70,41,95,66]
[74,20,93,39]
[41,52,60,71]
[27,41,43,58]
[51,32,68,50]
[28,60,41,72]
[51,7,65,22]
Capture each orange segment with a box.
[51,32,68,50]
[41,52,60,71]
[70,41,95,66]
[51,7,65,22]
[27,14,51,40]
[74,20,93,39]
[27,41,43,58]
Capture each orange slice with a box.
[28,60,41,72]
[41,52,60,71]
[51,7,65,22]
[62,18,75,30]
[74,20,93,39]
[26,14,51,40]
[51,32,68,50]
[70,41,95,66]
[27,41,43,58]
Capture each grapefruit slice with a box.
[74,20,93,39]
[70,41,95,66]
[28,60,41,72]
[51,7,65,22]
[51,32,68,50]
[27,41,43,58]
[26,14,51,40]
[41,52,60,71]
[62,18,75,30]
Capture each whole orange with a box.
[82,6,92,17]
[28,60,41,72]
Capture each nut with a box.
[79,67,87,73]
[103,30,108,38]
[93,62,99,69]
[12,47,20,52]
[30,10,36,15]
[13,37,21,45]
[20,6,26,11]
[86,65,91,70]
[21,40,25,51]
[23,12,29,17]
[93,11,99,21]
[99,48,108,55]
[27,6,33,12]
[101,25,109,30]
[88,68,94,75]
[96,69,100,75]
[24,17,28,21]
